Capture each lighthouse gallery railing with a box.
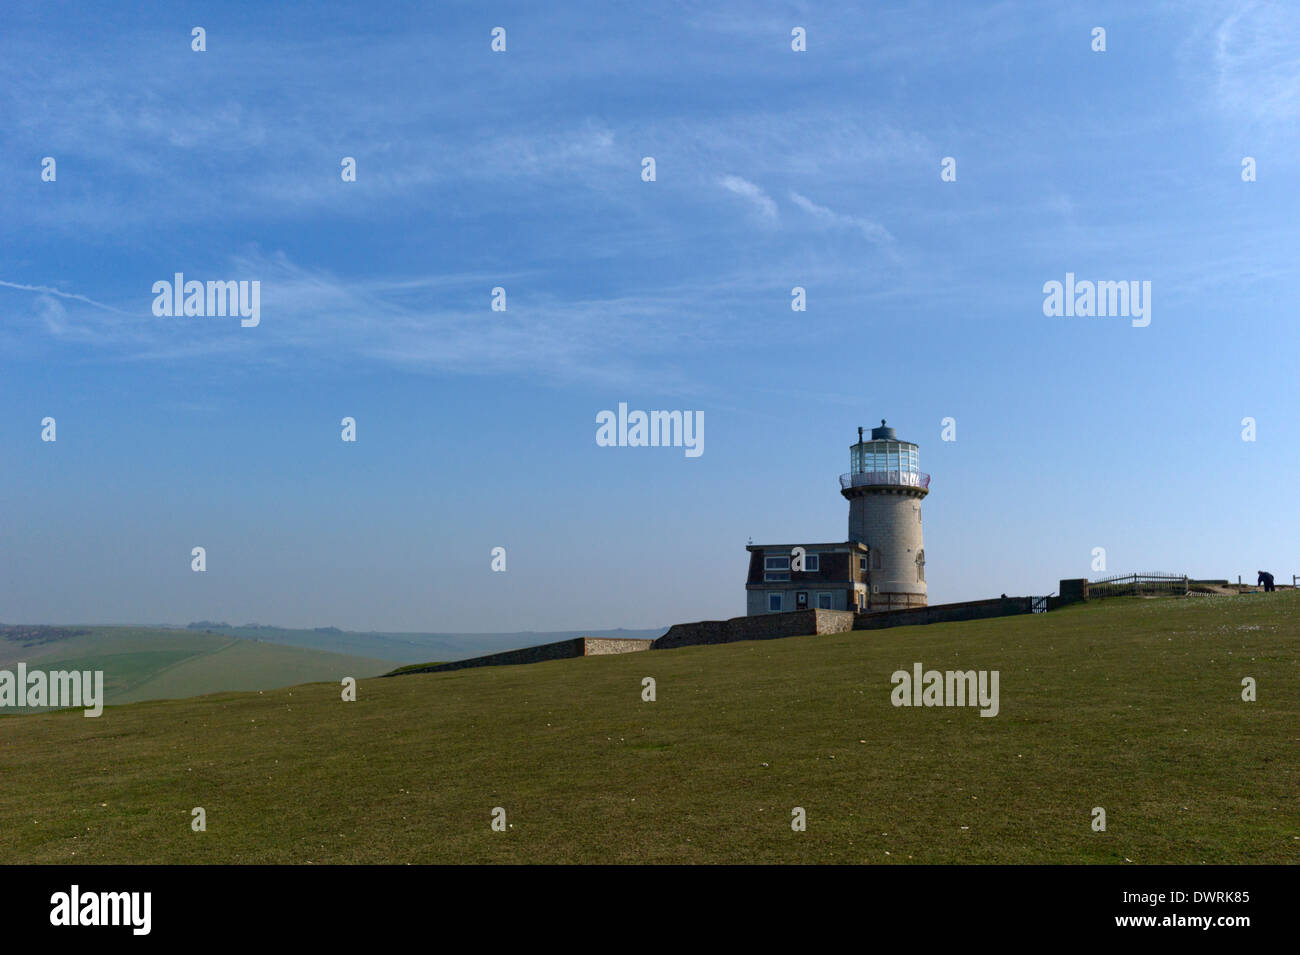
[840,470,931,490]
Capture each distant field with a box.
[193,625,668,663]
[0,626,391,709]
[0,594,1296,864]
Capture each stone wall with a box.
[386,597,1041,673]
[1054,578,1089,608]
[583,638,655,656]
[853,596,1034,631]
[385,637,652,676]
[652,598,1038,653]
[652,609,855,650]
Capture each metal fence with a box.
[1088,572,1189,599]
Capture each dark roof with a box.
[746,541,869,552]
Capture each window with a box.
[859,556,868,572]
[872,551,883,571]
[764,554,790,582]
[854,440,918,476]
[804,554,819,573]
[916,549,926,583]
[816,592,833,610]
[768,593,783,612]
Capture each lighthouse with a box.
[744,418,931,616]
[841,419,929,611]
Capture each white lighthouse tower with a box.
[841,419,929,611]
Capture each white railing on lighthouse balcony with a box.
[840,470,931,490]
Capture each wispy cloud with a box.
[0,11,932,236]
[0,280,131,314]
[789,192,893,245]
[718,175,778,220]
[0,252,797,391]
[1212,2,1300,124]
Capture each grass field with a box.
[0,626,391,708]
[0,594,1296,864]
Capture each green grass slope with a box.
[0,595,1296,864]
[1,626,391,708]
[106,640,392,705]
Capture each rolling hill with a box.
[0,594,1295,864]
[0,625,391,708]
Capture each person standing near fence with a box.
[1257,570,1275,592]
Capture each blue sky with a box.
[2,0,1297,631]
